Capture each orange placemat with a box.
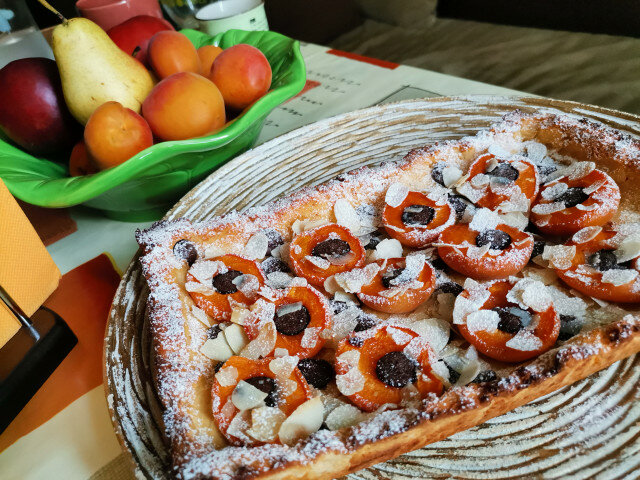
[0,254,120,452]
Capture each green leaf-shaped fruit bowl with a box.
[0,29,305,221]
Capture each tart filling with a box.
[140,119,640,464]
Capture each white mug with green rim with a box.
[196,0,268,35]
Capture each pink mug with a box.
[76,0,163,31]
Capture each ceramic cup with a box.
[196,0,268,35]
[76,0,163,31]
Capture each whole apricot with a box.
[197,45,223,77]
[84,101,153,170]
[68,140,97,176]
[142,72,226,141]
[148,31,200,79]
[209,44,272,110]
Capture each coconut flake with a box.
[466,310,500,332]
[305,255,331,270]
[231,380,268,410]
[227,410,253,443]
[505,331,543,351]
[442,166,463,187]
[542,245,576,270]
[469,208,501,232]
[269,356,299,378]
[200,335,234,362]
[370,238,403,260]
[243,232,269,260]
[224,323,249,354]
[525,141,547,162]
[408,318,450,353]
[614,235,640,263]
[278,396,324,445]
[566,161,596,180]
[334,199,362,234]
[276,302,303,317]
[532,202,567,215]
[336,368,366,396]
[266,271,294,289]
[334,263,380,293]
[191,305,212,327]
[301,327,321,349]
[240,321,276,359]
[385,183,409,207]
[601,269,638,286]
[325,404,367,431]
[541,182,568,201]
[246,407,286,443]
[572,226,603,244]
[215,365,239,387]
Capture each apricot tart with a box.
[136,112,640,480]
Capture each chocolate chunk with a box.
[555,187,589,208]
[261,256,290,275]
[401,204,435,226]
[448,194,469,221]
[588,249,626,271]
[298,358,335,389]
[445,363,461,385]
[437,282,463,296]
[312,238,351,258]
[348,336,364,347]
[431,162,446,186]
[487,162,519,182]
[263,229,284,256]
[173,239,198,266]
[525,221,542,235]
[381,268,405,289]
[246,376,279,407]
[471,369,498,384]
[559,314,584,341]
[494,306,532,334]
[354,314,378,332]
[475,229,512,250]
[212,270,243,294]
[274,304,310,336]
[531,240,546,259]
[364,234,382,250]
[376,351,417,388]
[430,256,449,271]
[207,324,222,339]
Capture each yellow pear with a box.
[50,17,155,124]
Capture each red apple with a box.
[0,58,79,155]
[107,15,174,66]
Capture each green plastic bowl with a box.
[0,29,305,221]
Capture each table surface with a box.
[0,42,527,480]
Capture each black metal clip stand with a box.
[0,285,77,433]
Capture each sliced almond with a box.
[278,396,324,445]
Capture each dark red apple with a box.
[107,15,174,66]
[0,58,79,155]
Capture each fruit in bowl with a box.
[209,44,272,111]
[143,72,225,141]
[0,58,79,155]
[148,30,202,79]
[51,16,155,124]
[85,101,154,170]
[0,1,305,219]
[107,15,174,67]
